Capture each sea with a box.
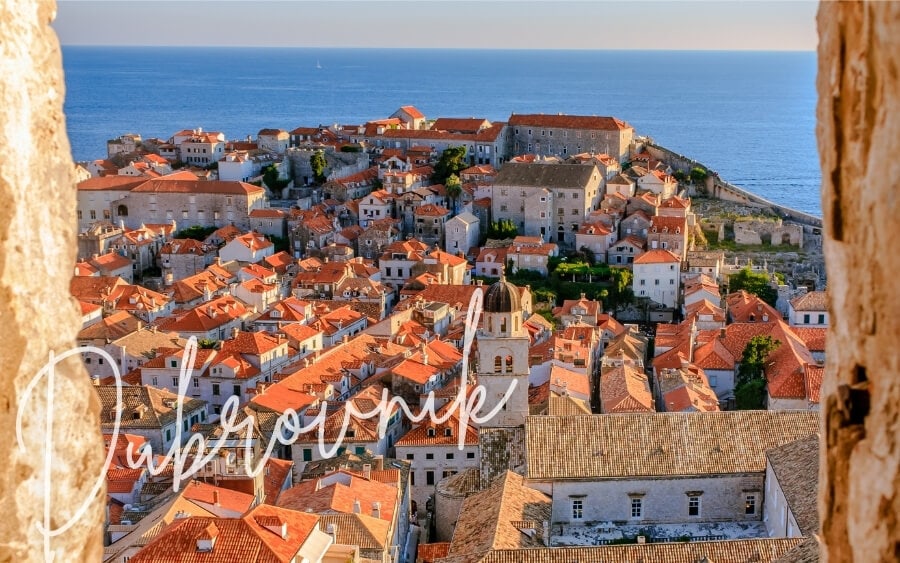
[61,47,821,216]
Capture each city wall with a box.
[642,143,824,232]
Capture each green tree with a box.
[728,266,778,307]
[175,225,217,241]
[734,335,781,410]
[487,219,517,240]
[197,338,219,350]
[432,146,468,184]
[445,174,462,214]
[607,267,634,311]
[310,150,327,184]
[689,166,708,184]
[263,164,289,192]
[672,169,687,182]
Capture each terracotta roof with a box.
[156,295,252,333]
[128,504,320,563]
[792,327,827,351]
[77,310,143,341]
[804,364,824,404]
[317,513,391,550]
[600,363,655,413]
[658,365,720,412]
[131,177,264,195]
[181,480,256,516]
[650,215,688,233]
[249,208,287,219]
[415,203,450,217]
[263,458,294,505]
[443,472,550,563]
[633,248,680,264]
[766,434,820,535]
[277,470,398,524]
[725,290,781,323]
[692,337,736,370]
[420,542,452,563]
[431,117,491,134]
[790,290,827,312]
[96,385,206,430]
[525,411,820,480]
[397,105,425,119]
[396,402,479,447]
[508,113,632,131]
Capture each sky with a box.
[53,1,819,51]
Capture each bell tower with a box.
[476,276,530,427]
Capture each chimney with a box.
[542,520,550,546]
[719,327,726,340]
[342,334,349,344]
[352,499,361,514]
[213,490,220,506]
[371,502,381,519]
[232,327,240,339]
[374,454,384,471]
[326,523,338,540]
[362,463,372,480]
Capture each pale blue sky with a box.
[54,1,819,51]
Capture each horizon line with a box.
[59,43,817,54]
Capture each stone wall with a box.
[0,1,105,559]
[644,143,824,229]
[733,219,804,248]
[818,2,900,562]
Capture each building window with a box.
[494,356,502,373]
[302,448,312,461]
[426,453,434,460]
[193,377,199,388]
[212,383,220,396]
[631,497,642,518]
[355,446,365,455]
[406,453,414,460]
[446,452,454,460]
[818,314,826,324]
[426,471,435,485]
[746,494,758,515]
[467,451,475,459]
[233,384,241,396]
[688,496,701,516]
[427,428,435,437]
[572,499,584,519]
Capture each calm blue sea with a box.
[61,47,821,215]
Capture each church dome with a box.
[483,277,521,313]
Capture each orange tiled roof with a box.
[633,249,680,264]
[129,504,320,563]
[509,113,631,131]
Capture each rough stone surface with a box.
[817,2,900,562]
[0,1,105,560]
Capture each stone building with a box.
[525,411,818,527]
[508,113,635,163]
[76,171,267,232]
[444,211,480,256]
[491,162,603,246]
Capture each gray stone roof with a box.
[493,163,598,189]
[525,411,820,480]
[470,538,805,563]
[766,434,821,536]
